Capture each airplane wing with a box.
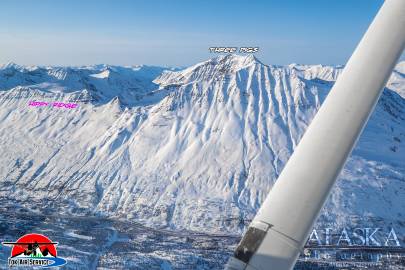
[226,0,405,269]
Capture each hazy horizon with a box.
[1,53,405,69]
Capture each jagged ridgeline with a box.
[0,55,404,237]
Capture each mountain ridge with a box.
[0,55,404,237]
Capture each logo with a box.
[297,227,405,267]
[2,233,67,268]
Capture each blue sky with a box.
[0,0,403,66]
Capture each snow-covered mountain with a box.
[0,55,404,238]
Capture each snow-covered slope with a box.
[0,56,404,236]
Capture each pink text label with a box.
[29,101,78,109]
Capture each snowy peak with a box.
[211,54,261,69]
[154,54,330,118]
[289,64,344,82]
[0,63,176,107]
[155,54,262,86]
[1,61,23,70]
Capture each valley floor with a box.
[1,200,404,269]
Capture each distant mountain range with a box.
[0,55,404,240]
